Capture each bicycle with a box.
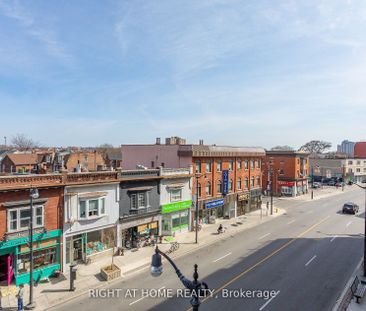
[166,242,180,254]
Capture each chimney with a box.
[156,137,161,145]
[199,139,204,145]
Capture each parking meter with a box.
[70,262,78,291]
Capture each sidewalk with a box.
[332,259,366,311]
[0,205,284,311]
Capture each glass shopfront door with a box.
[66,234,84,264]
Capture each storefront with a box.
[0,229,61,286]
[296,180,308,195]
[65,226,116,264]
[161,200,192,235]
[249,188,262,212]
[237,192,250,216]
[200,199,225,224]
[278,181,295,197]
[121,220,159,249]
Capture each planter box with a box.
[100,264,121,281]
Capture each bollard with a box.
[69,262,78,291]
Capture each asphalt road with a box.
[52,187,365,311]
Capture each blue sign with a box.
[222,170,229,194]
[205,199,225,209]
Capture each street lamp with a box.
[26,188,39,310]
[352,182,366,277]
[151,247,209,310]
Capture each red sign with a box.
[278,181,295,187]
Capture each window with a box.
[217,160,222,172]
[7,206,44,232]
[217,180,222,193]
[251,177,255,187]
[279,169,284,175]
[348,160,353,165]
[161,162,165,167]
[357,161,361,165]
[79,197,107,219]
[245,178,249,189]
[348,168,353,173]
[238,160,242,170]
[251,160,255,169]
[237,178,242,190]
[170,189,182,202]
[17,246,57,274]
[130,192,147,209]
[229,179,233,192]
[206,182,211,195]
[256,176,260,186]
[229,159,234,171]
[206,160,212,173]
[245,160,249,170]
[195,160,201,173]
[151,161,155,168]
[356,168,361,172]
[257,160,261,169]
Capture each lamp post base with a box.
[25,302,36,310]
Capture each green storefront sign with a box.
[161,200,192,214]
[0,229,62,286]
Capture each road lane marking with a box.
[129,297,145,306]
[129,286,166,306]
[213,252,232,263]
[305,255,317,267]
[346,221,352,228]
[330,235,338,242]
[259,233,271,240]
[259,291,280,310]
[187,216,331,311]
[287,220,295,225]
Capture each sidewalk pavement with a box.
[0,205,284,311]
[332,259,366,311]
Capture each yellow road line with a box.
[187,215,330,310]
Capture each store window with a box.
[79,197,106,219]
[172,210,189,231]
[237,178,242,190]
[206,182,211,196]
[86,228,116,256]
[17,246,57,274]
[217,160,222,172]
[170,189,182,202]
[7,206,44,232]
[195,160,201,173]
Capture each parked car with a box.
[312,182,321,189]
[327,180,336,186]
[335,182,344,188]
[342,202,359,214]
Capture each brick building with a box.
[263,150,309,197]
[0,175,64,286]
[62,151,106,172]
[0,153,39,174]
[121,138,265,223]
[354,142,366,158]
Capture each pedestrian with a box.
[16,284,24,311]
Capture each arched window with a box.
[206,182,211,195]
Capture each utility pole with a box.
[270,169,274,215]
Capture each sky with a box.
[1,0,366,149]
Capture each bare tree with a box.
[271,145,294,151]
[299,140,332,154]
[11,133,39,150]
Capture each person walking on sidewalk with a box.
[16,284,24,311]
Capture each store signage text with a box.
[222,170,229,194]
[161,200,192,214]
[205,199,224,209]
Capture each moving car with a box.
[342,202,359,214]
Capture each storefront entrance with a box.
[0,253,14,285]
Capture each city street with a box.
[52,187,365,311]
